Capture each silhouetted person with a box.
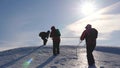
[80,24,98,66]
[39,30,50,45]
[50,26,61,56]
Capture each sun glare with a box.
[81,2,96,15]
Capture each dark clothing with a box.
[39,31,50,45]
[50,29,61,55]
[53,42,60,55]
[86,39,96,65]
[80,28,98,66]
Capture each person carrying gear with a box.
[50,26,61,56]
[80,24,98,66]
[39,30,50,45]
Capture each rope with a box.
[61,37,80,38]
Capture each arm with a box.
[80,30,86,41]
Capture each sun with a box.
[81,2,96,15]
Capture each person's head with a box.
[51,26,56,30]
[47,30,50,34]
[85,24,92,29]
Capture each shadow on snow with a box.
[36,55,57,68]
[0,45,45,68]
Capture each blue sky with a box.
[0,0,120,51]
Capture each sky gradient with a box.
[0,0,120,51]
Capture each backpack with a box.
[87,28,98,39]
[55,29,61,36]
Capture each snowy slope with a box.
[0,45,120,68]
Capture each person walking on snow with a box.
[80,24,98,66]
[39,30,50,45]
[50,26,61,56]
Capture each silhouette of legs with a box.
[87,51,95,66]
[53,42,60,55]
[86,40,96,66]
[43,39,47,45]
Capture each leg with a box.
[56,42,60,54]
[57,47,59,54]
[41,37,46,45]
[87,50,95,66]
[86,40,96,66]
[53,42,57,55]
[53,46,56,55]
[44,39,47,45]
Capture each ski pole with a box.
[76,41,82,59]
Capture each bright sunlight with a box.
[81,2,96,15]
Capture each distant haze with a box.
[0,0,120,51]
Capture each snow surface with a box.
[0,45,120,68]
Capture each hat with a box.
[85,24,92,29]
[51,26,55,30]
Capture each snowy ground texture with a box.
[0,45,120,68]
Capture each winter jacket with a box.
[50,29,61,42]
[80,28,98,42]
[39,32,49,39]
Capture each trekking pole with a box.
[76,41,82,59]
